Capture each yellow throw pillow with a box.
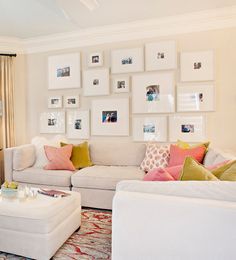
[211,160,236,180]
[61,141,93,169]
[177,140,210,150]
[180,157,219,181]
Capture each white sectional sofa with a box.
[4,141,146,209]
[112,148,236,260]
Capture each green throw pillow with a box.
[213,161,236,181]
[180,157,219,181]
[211,160,236,179]
[61,141,93,169]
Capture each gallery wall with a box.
[21,27,236,150]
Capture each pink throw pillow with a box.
[143,167,175,181]
[164,165,183,180]
[44,145,75,171]
[168,145,206,167]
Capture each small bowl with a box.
[1,186,18,199]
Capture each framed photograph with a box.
[40,111,65,134]
[112,76,130,93]
[91,98,129,136]
[177,85,215,112]
[48,53,81,89]
[88,52,103,67]
[133,116,167,142]
[67,110,90,139]
[132,72,175,113]
[180,50,214,81]
[48,96,62,108]
[111,47,144,74]
[64,95,79,108]
[83,69,109,96]
[145,40,177,71]
[169,115,206,142]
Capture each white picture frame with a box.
[64,95,80,108]
[180,50,214,81]
[91,98,129,136]
[169,115,206,142]
[132,72,175,113]
[48,53,81,89]
[112,76,130,93]
[40,111,65,134]
[133,116,168,142]
[88,52,103,67]
[111,47,144,74]
[177,85,215,112]
[48,96,62,108]
[145,40,177,71]
[83,68,109,96]
[67,110,90,139]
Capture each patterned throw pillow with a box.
[140,144,170,173]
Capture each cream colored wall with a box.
[14,54,27,145]
[25,27,236,150]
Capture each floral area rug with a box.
[0,209,112,260]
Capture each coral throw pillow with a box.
[168,144,206,167]
[44,145,75,171]
[140,144,170,173]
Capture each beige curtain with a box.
[0,56,15,148]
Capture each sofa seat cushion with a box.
[71,165,145,190]
[13,167,75,187]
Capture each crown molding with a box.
[1,5,236,54]
[0,37,25,54]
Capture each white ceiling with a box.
[0,0,236,39]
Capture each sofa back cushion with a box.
[13,144,36,171]
[203,148,236,167]
[89,142,146,166]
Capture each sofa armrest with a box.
[116,180,236,202]
[112,190,236,260]
[4,144,35,182]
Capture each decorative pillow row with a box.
[144,157,235,181]
[140,140,209,172]
[31,136,92,171]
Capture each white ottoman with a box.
[0,191,81,260]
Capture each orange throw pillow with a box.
[168,144,206,167]
[44,145,75,171]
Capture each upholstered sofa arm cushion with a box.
[116,180,236,202]
[12,144,36,171]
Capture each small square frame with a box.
[83,68,109,96]
[88,52,103,67]
[48,96,63,108]
[112,76,130,93]
[67,110,90,139]
[64,95,80,108]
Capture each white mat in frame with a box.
[67,110,90,139]
[133,116,168,142]
[83,68,109,96]
[40,111,65,134]
[132,72,175,113]
[145,40,177,71]
[48,53,81,90]
[91,98,129,136]
[177,84,215,112]
[169,115,206,142]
